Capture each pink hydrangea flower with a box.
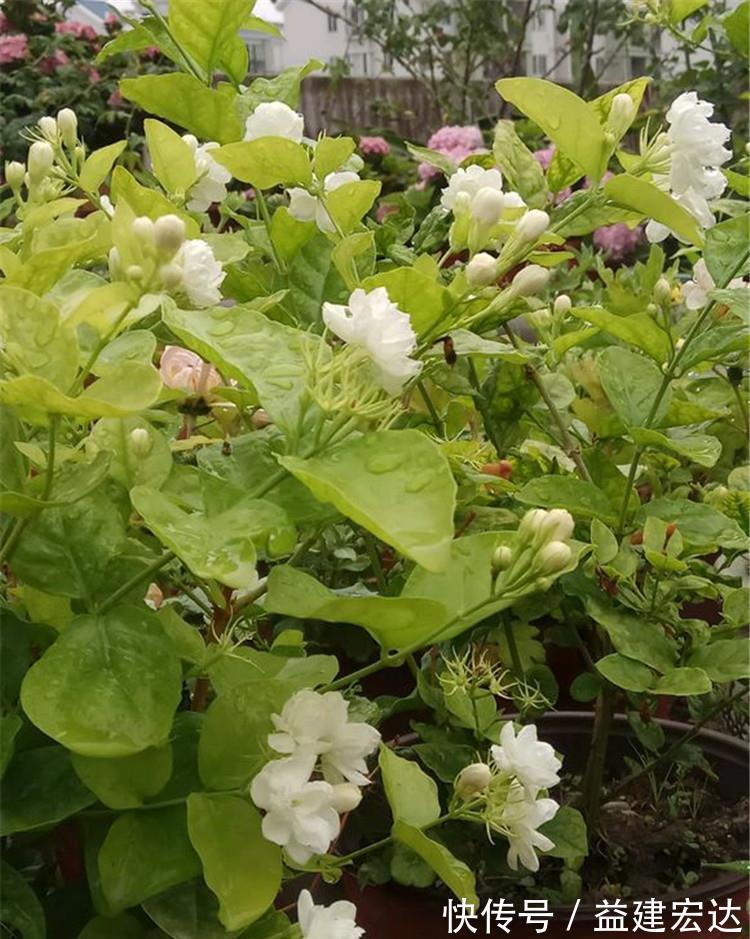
[417,125,486,182]
[104,12,121,31]
[88,67,100,83]
[55,20,98,41]
[160,346,222,396]
[593,223,644,261]
[359,135,390,157]
[108,88,124,108]
[140,45,160,60]
[0,33,29,65]
[0,13,10,32]
[39,48,70,74]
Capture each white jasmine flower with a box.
[244,101,305,143]
[646,92,731,243]
[440,165,504,211]
[288,170,359,233]
[322,287,422,395]
[160,345,222,395]
[173,239,224,308]
[455,762,492,800]
[491,722,562,798]
[268,689,381,786]
[297,890,364,939]
[250,754,340,864]
[682,258,747,310]
[182,134,231,212]
[500,783,559,872]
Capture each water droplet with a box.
[366,452,404,474]
[405,470,433,492]
[208,320,235,337]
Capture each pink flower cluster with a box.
[418,125,485,182]
[593,223,644,261]
[40,48,69,74]
[0,33,28,65]
[359,136,390,158]
[55,20,97,41]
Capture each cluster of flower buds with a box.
[6,110,82,205]
[109,213,224,308]
[491,508,576,593]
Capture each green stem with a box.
[616,245,750,532]
[502,618,524,678]
[610,684,749,798]
[417,379,444,435]
[364,532,388,594]
[256,189,286,273]
[98,551,174,614]
[334,810,459,866]
[68,304,133,397]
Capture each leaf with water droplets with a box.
[281,430,456,572]
[0,286,78,390]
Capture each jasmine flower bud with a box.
[553,294,572,317]
[466,252,498,286]
[518,508,548,540]
[5,161,25,192]
[56,108,78,148]
[126,264,144,281]
[492,545,513,572]
[159,263,183,290]
[654,277,671,302]
[510,264,550,298]
[608,93,635,137]
[129,427,152,457]
[537,540,572,573]
[38,116,58,141]
[131,216,155,246]
[28,141,54,184]
[331,783,363,813]
[154,214,186,256]
[516,209,550,243]
[538,508,575,542]
[471,186,505,226]
[455,762,492,800]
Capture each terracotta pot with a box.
[345,712,749,939]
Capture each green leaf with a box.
[332,232,376,290]
[0,746,95,835]
[0,364,162,423]
[186,793,281,931]
[587,598,675,672]
[120,75,242,144]
[640,498,746,552]
[78,913,144,939]
[539,806,587,860]
[163,301,322,437]
[670,0,708,23]
[590,518,618,564]
[570,672,602,703]
[678,325,750,370]
[724,1,749,56]
[361,266,451,335]
[238,60,322,116]
[325,180,381,234]
[144,120,197,194]
[169,0,254,77]
[264,565,446,652]
[71,746,173,810]
[599,347,670,427]
[569,307,670,362]
[86,417,173,490]
[492,120,548,209]
[705,215,750,287]
[131,487,258,590]
[653,667,711,695]
[379,746,440,828]
[143,879,243,939]
[10,491,126,599]
[209,643,338,696]
[314,136,356,179]
[496,78,607,180]
[0,452,112,519]
[687,639,750,682]
[79,141,128,193]
[392,821,478,907]
[515,475,616,523]
[198,685,281,790]
[0,714,22,777]
[0,861,46,939]
[0,286,78,390]
[110,167,199,237]
[596,653,655,692]
[280,430,456,573]
[212,139,312,189]
[604,175,702,245]
[629,428,722,468]
[20,607,182,757]
[98,806,201,913]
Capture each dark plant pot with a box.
[344,712,749,939]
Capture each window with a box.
[535,7,546,29]
[327,12,337,32]
[532,53,547,75]
[247,42,267,73]
[629,55,647,76]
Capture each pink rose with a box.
[160,346,222,396]
[55,20,98,41]
[39,48,70,74]
[0,33,28,65]
[359,135,390,157]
